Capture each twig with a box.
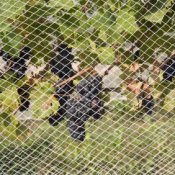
[54,64,97,87]
[102,87,121,93]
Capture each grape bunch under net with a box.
[0,0,175,174]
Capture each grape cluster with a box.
[1,47,32,112]
[141,95,154,115]
[88,97,105,119]
[11,47,32,80]
[76,75,102,98]
[55,79,74,95]
[65,99,88,141]
[0,50,12,61]
[0,47,31,80]
[17,85,30,112]
[161,55,175,81]
[76,75,104,119]
[48,45,105,141]
[48,44,75,126]
[65,75,105,141]
[50,44,74,79]
[66,98,91,122]
[68,120,85,142]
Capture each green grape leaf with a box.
[49,0,75,10]
[116,8,138,34]
[100,7,138,44]
[25,4,56,19]
[77,50,99,68]
[96,47,115,65]
[105,28,124,44]
[0,0,25,32]
[0,112,11,127]
[59,12,80,28]
[30,82,59,119]
[144,8,168,23]
[0,86,18,113]
[75,11,91,32]
[16,122,29,139]
[93,0,106,7]
[163,89,175,111]
[0,115,18,142]
[0,78,14,93]
[133,0,169,19]
[1,31,23,56]
[23,33,54,65]
[73,33,90,49]
[143,0,168,14]
[14,4,61,65]
[89,9,117,30]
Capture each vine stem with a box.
[54,64,97,87]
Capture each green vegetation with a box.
[0,0,175,174]
[1,101,175,174]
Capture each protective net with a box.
[0,0,175,174]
